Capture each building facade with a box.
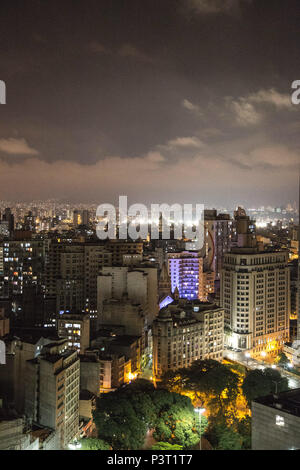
[168,252,214,301]
[24,340,80,448]
[152,300,224,378]
[221,248,290,356]
[252,389,300,450]
[57,313,90,354]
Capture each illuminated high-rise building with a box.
[25,340,80,449]
[168,251,214,301]
[152,300,224,378]
[221,247,290,356]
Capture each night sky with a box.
[0,0,299,207]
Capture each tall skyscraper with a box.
[24,339,80,449]
[221,247,290,355]
[168,251,214,301]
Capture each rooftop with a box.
[254,388,300,417]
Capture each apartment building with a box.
[24,339,80,449]
[57,313,90,353]
[168,252,214,301]
[97,264,158,325]
[221,248,290,355]
[204,210,237,279]
[106,240,143,265]
[152,300,224,378]
[45,241,112,324]
[252,388,300,450]
[80,350,131,394]
[0,239,46,297]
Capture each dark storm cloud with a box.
[0,0,299,206]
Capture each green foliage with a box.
[236,416,251,449]
[93,394,148,450]
[121,378,156,393]
[195,414,208,436]
[79,438,111,450]
[161,359,239,413]
[218,428,243,450]
[93,383,200,450]
[151,442,183,450]
[153,392,201,448]
[242,368,288,406]
[206,418,243,450]
[277,353,289,366]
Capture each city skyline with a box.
[0,0,299,206]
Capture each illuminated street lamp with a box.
[195,407,205,450]
[261,351,266,364]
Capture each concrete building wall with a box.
[39,360,57,430]
[252,401,300,450]
[101,299,145,337]
[97,265,158,326]
[221,250,290,355]
[0,418,38,450]
[153,304,224,378]
[42,429,61,450]
[0,339,37,414]
[80,360,101,396]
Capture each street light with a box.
[261,351,266,365]
[195,407,205,451]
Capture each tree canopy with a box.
[93,383,201,450]
[79,438,111,450]
[151,442,183,450]
[161,359,239,414]
[242,367,289,405]
[276,352,289,367]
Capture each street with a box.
[224,349,300,389]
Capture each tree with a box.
[161,359,239,415]
[218,428,243,450]
[93,395,148,450]
[237,416,251,450]
[93,382,207,450]
[153,393,201,448]
[195,414,208,437]
[79,438,111,450]
[151,442,183,451]
[121,378,156,394]
[206,418,242,450]
[276,353,289,367]
[242,368,288,406]
[161,360,238,395]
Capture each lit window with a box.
[276,415,285,427]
